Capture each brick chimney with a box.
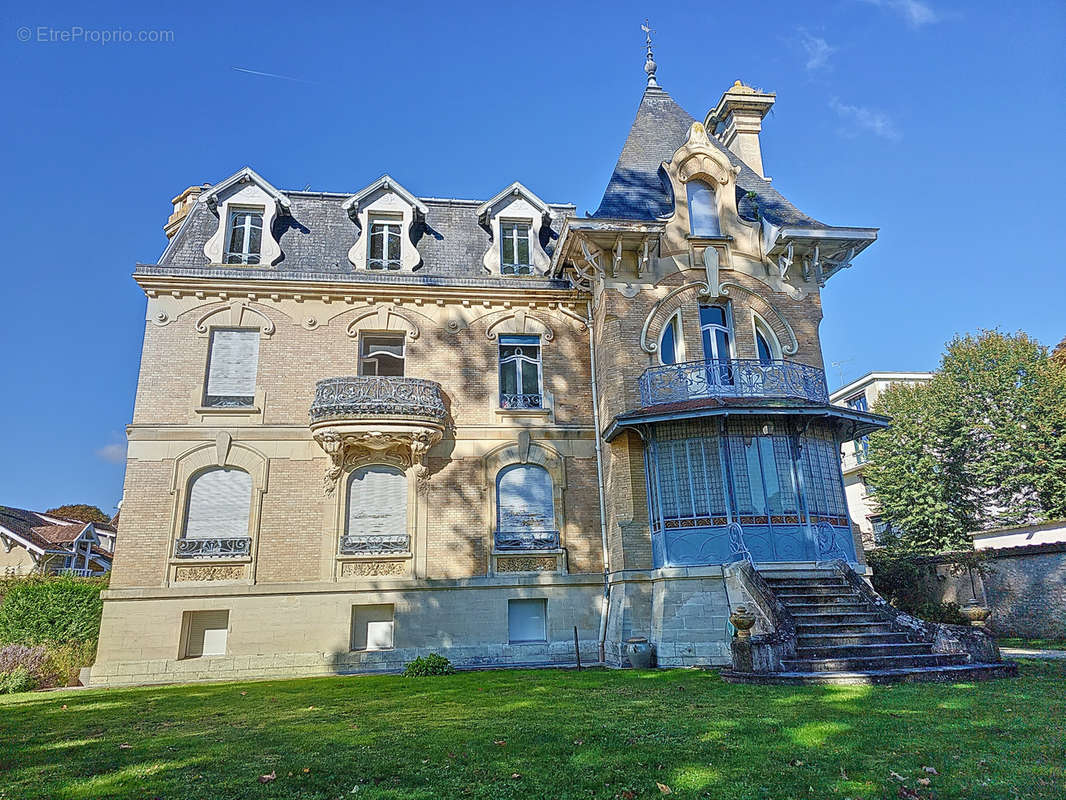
[164,184,211,239]
[705,81,776,179]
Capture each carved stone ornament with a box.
[174,564,246,582]
[340,560,408,578]
[496,556,558,573]
[314,427,443,492]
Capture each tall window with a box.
[845,393,870,463]
[687,181,720,237]
[368,217,402,270]
[204,328,259,408]
[699,304,733,385]
[496,464,557,549]
[179,468,253,558]
[359,333,405,377]
[753,317,779,364]
[500,221,532,275]
[344,465,409,553]
[659,314,681,365]
[499,334,542,409]
[225,209,263,264]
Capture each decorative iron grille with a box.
[174,537,252,559]
[494,530,560,550]
[203,394,256,408]
[339,534,410,555]
[499,393,543,410]
[639,359,829,406]
[310,377,447,424]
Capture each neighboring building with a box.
[0,506,115,577]
[91,54,904,687]
[971,519,1066,551]
[830,372,933,549]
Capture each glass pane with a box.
[248,213,262,231]
[375,354,404,377]
[387,226,401,261]
[715,329,731,359]
[521,362,540,395]
[228,221,244,255]
[660,319,677,365]
[756,330,773,363]
[363,335,404,358]
[516,229,530,264]
[247,224,262,256]
[699,305,726,328]
[500,360,518,394]
[369,226,383,261]
[687,180,720,236]
[702,328,714,362]
[502,230,514,264]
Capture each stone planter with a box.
[960,603,990,628]
[730,606,757,638]
[624,637,655,669]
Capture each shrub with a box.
[913,602,970,626]
[0,576,106,646]
[0,666,37,695]
[44,640,97,687]
[403,653,456,677]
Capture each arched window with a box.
[687,181,720,237]
[344,465,409,553]
[179,467,253,558]
[753,315,781,364]
[659,313,682,366]
[495,464,557,550]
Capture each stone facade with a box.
[93,71,885,686]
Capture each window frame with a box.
[358,332,406,377]
[658,312,685,366]
[499,219,533,275]
[752,312,782,364]
[686,180,721,237]
[507,598,548,643]
[342,463,411,555]
[178,466,255,559]
[202,327,260,409]
[224,207,265,265]
[367,214,403,271]
[498,334,543,409]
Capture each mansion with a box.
[91,52,1012,685]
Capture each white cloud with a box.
[96,443,127,464]
[829,98,902,141]
[799,32,836,72]
[859,0,940,27]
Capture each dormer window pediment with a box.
[201,167,291,267]
[477,182,552,276]
[343,175,426,272]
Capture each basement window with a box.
[351,604,395,651]
[181,610,230,658]
[508,598,547,643]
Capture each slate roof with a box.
[593,87,827,229]
[149,193,577,289]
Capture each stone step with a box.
[781,653,971,672]
[776,592,861,603]
[796,641,933,659]
[791,611,883,625]
[782,602,872,614]
[796,631,913,647]
[720,661,1019,686]
[794,621,896,635]
[763,581,850,593]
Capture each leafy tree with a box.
[865,330,1066,553]
[45,504,111,524]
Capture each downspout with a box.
[586,299,611,664]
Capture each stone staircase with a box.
[722,569,1017,685]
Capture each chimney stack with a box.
[164,183,211,239]
[706,81,776,179]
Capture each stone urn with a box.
[624,636,655,669]
[730,606,758,638]
[960,603,991,628]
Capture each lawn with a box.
[0,662,1063,800]
[996,637,1066,651]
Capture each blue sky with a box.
[1,0,1063,513]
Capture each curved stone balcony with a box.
[309,376,448,490]
[639,359,829,407]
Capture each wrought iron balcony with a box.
[310,376,447,424]
[639,359,829,407]
[494,529,560,550]
[174,537,252,559]
[339,533,410,555]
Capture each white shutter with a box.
[498,465,555,531]
[508,599,546,642]
[184,469,253,539]
[185,611,229,658]
[347,466,407,536]
[206,329,260,398]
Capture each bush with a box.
[0,576,106,646]
[403,653,456,677]
[913,602,970,626]
[0,643,49,675]
[0,666,37,695]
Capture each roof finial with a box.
[641,19,658,88]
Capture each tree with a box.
[45,504,111,524]
[865,330,1066,553]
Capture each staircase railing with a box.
[723,560,797,673]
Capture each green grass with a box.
[996,637,1066,651]
[1,662,1063,800]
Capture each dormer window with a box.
[501,221,532,275]
[224,209,264,264]
[687,180,721,237]
[368,216,402,270]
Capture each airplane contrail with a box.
[231,66,315,83]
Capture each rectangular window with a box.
[844,393,870,463]
[499,334,542,409]
[224,209,264,264]
[368,217,402,270]
[359,333,405,377]
[500,221,532,275]
[182,610,229,658]
[204,329,259,407]
[351,604,395,651]
[508,598,546,643]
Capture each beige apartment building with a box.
[91,47,1014,687]
[830,372,933,549]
